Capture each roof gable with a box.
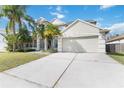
[62,19,102,33]
[51,18,66,26]
[62,19,101,37]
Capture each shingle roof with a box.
[36,17,49,25]
[107,34,124,42]
[67,20,97,26]
[51,18,66,26]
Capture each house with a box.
[0,31,6,51]
[58,19,109,53]
[106,34,124,53]
[0,18,109,53]
[35,18,68,51]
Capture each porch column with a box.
[36,34,41,51]
[58,37,62,52]
[44,38,48,51]
[51,38,55,49]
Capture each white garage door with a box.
[62,36,98,53]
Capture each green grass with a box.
[108,53,124,65]
[0,52,48,72]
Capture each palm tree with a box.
[0,5,34,51]
[44,23,61,50]
[34,24,45,51]
[17,24,32,51]
[33,22,61,51]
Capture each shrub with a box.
[25,49,36,52]
[5,43,13,52]
[15,48,36,52]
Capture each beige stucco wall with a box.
[58,37,63,52]
[58,20,106,53]
[0,33,6,51]
[98,33,106,53]
[63,21,99,37]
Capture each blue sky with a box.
[0,5,124,35]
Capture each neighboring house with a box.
[58,19,109,53]
[0,31,6,51]
[106,34,124,53]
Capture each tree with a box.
[33,24,45,51]
[17,24,32,51]
[0,5,34,52]
[44,23,61,38]
[34,23,61,51]
[44,23,61,50]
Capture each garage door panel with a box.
[62,37,98,53]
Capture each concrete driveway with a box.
[0,53,124,88]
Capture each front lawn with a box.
[108,53,124,65]
[0,52,48,72]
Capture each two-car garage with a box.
[62,36,98,53]
[58,19,107,53]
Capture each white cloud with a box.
[48,6,53,9]
[50,6,67,19]
[95,17,104,22]
[114,15,122,18]
[50,12,65,19]
[94,17,104,27]
[107,22,124,35]
[100,5,115,10]
[97,22,102,27]
[56,6,62,12]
